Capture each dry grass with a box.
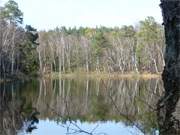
[45,72,161,80]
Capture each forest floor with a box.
[45,72,161,80]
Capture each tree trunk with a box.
[157,1,180,134]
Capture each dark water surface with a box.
[0,78,164,135]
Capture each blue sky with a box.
[1,0,163,30]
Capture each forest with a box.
[0,0,165,79]
[0,0,39,78]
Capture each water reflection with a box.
[0,78,164,135]
[0,81,39,135]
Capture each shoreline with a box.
[0,72,162,83]
[45,72,162,80]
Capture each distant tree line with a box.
[0,0,39,78]
[0,0,165,79]
[38,17,165,74]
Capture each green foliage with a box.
[120,25,136,38]
[19,25,39,74]
[137,16,159,44]
[92,31,110,57]
[0,0,23,24]
[135,16,164,71]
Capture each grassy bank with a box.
[45,72,161,80]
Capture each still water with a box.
[0,78,164,135]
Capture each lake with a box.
[0,78,164,135]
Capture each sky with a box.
[0,0,163,30]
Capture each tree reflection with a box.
[0,78,164,135]
[0,82,39,135]
[36,78,162,134]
